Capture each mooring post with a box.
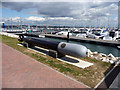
[67,32,70,42]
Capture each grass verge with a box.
[1,35,112,88]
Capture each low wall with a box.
[0,32,19,38]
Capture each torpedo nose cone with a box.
[58,42,88,58]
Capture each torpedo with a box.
[18,35,88,58]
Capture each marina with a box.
[1,28,120,57]
[44,34,120,47]
[1,1,120,89]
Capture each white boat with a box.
[38,35,45,38]
[56,31,72,36]
[76,28,89,38]
[87,29,108,39]
[108,29,120,41]
[103,35,113,40]
[117,46,120,49]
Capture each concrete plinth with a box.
[48,49,65,58]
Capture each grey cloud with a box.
[2,2,117,18]
[2,2,34,12]
[2,2,118,27]
[36,2,73,17]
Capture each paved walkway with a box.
[2,43,88,88]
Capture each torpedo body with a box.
[58,42,87,58]
[18,36,88,58]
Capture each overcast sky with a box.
[1,0,119,27]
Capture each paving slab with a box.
[2,43,88,88]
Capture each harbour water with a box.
[43,37,120,57]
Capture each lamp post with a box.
[11,18,13,31]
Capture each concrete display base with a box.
[17,43,93,69]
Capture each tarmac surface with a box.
[2,43,88,88]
